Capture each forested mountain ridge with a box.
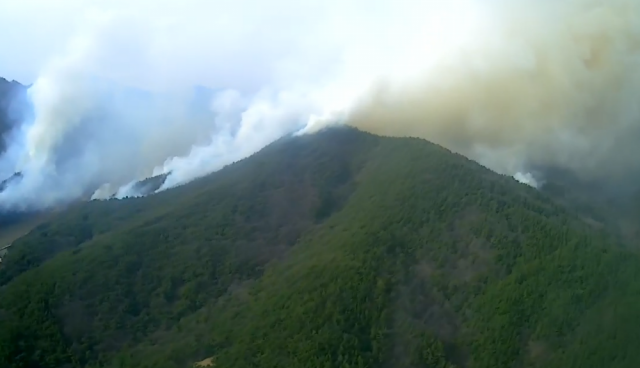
[1,127,639,368]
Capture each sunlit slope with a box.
[0,127,638,368]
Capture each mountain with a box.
[1,127,640,368]
[0,77,29,152]
[0,80,42,246]
[0,79,214,245]
[0,172,22,193]
[537,166,640,247]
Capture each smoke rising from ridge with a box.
[1,0,640,209]
[344,0,640,183]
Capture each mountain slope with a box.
[538,167,640,248]
[1,127,639,368]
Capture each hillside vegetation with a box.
[1,127,639,368]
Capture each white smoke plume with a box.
[1,0,640,209]
[1,12,222,208]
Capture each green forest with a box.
[1,127,640,368]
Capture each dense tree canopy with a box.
[1,127,639,368]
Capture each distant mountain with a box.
[0,77,29,152]
[0,172,22,193]
[1,126,639,368]
[0,78,215,243]
[0,79,36,244]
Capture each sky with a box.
[1,0,94,84]
[0,0,337,88]
[1,0,640,210]
[0,0,488,88]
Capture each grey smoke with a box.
[343,0,640,187]
[2,0,639,210]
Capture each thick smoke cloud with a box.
[0,3,335,208]
[0,0,375,208]
[344,0,640,185]
[1,13,224,208]
[1,0,640,209]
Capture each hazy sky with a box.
[0,0,339,87]
[0,0,474,87]
[1,0,86,83]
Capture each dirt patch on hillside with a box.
[194,357,214,367]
